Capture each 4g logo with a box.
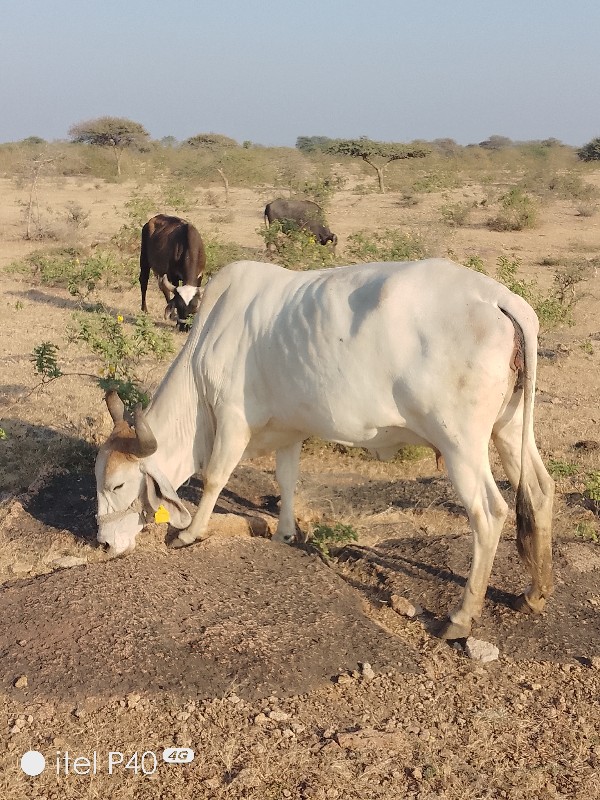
[163,748,195,765]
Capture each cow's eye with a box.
[113,483,124,491]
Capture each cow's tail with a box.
[499,300,552,599]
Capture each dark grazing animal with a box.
[264,199,337,246]
[140,214,206,330]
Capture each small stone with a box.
[360,662,376,681]
[18,640,27,647]
[590,655,600,670]
[14,675,28,689]
[268,710,290,722]
[253,713,268,725]
[336,673,354,685]
[465,637,499,663]
[126,692,141,709]
[390,594,419,618]
[52,556,87,569]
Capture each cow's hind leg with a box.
[493,412,554,614]
[437,447,509,640]
[272,441,303,544]
[170,413,250,548]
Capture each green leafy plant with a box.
[345,229,427,263]
[203,234,260,278]
[258,221,336,270]
[462,254,487,273]
[10,246,136,299]
[584,471,600,512]
[494,256,580,330]
[574,521,599,543]
[547,459,578,479]
[67,310,174,408]
[440,201,473,227]
[487,188,538,231]
[31,342,63,383]
[310,522,358,560]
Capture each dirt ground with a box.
[1,173,600,799]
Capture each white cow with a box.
[95,259,554,639]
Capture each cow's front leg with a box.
[170,414,250,548]
[272,441,303,543]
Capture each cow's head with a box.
[95,392,191,556]
[162,279,203,331]
[317,227,338,248]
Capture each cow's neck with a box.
[145,347,200,490]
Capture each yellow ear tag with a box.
[154,505,170,524]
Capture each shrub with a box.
[411,170,463,193]
[345,229,428,263]
[462,254,487,273]
[310,522,358,560]
[494,255,581,330]
[440,201,473,228]
[203,235,261,278]
[258,222,336,270]
[584,471,600,515]
[69,310,174,408]
[11,246,137,299]
[487,188,538,231]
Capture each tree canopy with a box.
[326,137,429,192]
[184,133,239,150]
[578,137,600,162]
[296,136,335,154]
[68,116,150,176]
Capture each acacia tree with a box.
[326,137,429,193]
[68,116,150,176]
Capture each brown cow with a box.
[140,214,206,330]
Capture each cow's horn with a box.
[132,404,158,458]
[160,274,177,293]
[105,391,125,424]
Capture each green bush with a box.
[10,247,137,299]
[345,229,428,263]
[411,170,464,193]
[203,235,261,278]
[310,522,358,560]
[258,222,336,270]
[487,188,538,231]
[68,310,174,408]
[440,201,473,227]
[494,255,580,330]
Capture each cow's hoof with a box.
[436,618,471,641]
[168,535,196,550]
[512,593,545,614]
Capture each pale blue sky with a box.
[1,0,598,147]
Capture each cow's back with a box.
[190,259,534,442]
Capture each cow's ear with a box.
[143,469,192,530]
